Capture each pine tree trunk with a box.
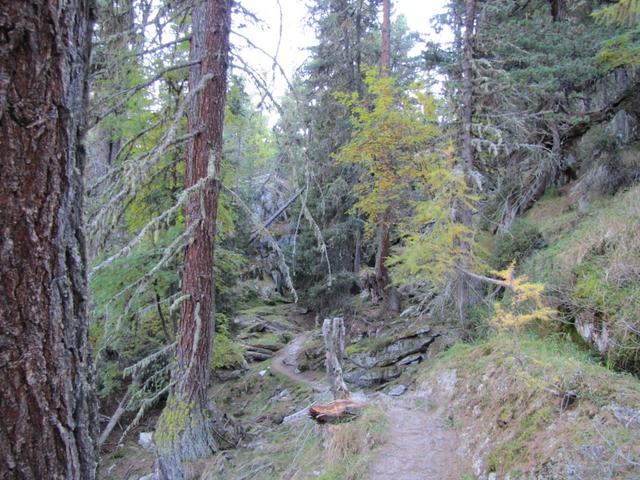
[461,0,476,172]
[155,1,240,477]
[0,1,97,479]
[381,0,391,75]
[454,0,478,315]
[374,0,400,312]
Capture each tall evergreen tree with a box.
[155,0,239,477]
[0,1,97,478]
[276,0,421,310]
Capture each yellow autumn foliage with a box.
[492,263,556,328]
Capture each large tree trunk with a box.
[453,0,479,315]
[548,0,567,21]
[155,1,239,478]
[381,0,391,75]
[373,0,400,312]
[461,0,476,172]
[0,1,97,479]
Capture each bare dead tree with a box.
[322,318,350,399]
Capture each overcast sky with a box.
[233,0,450,107]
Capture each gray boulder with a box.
[349,328,437,369]
[344,365,403,387]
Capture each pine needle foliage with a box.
[492,263,556,329]
[389,144,480,287]
[335,68,440,239]
[593,0,640,26]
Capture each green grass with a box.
[417,331,640,477]
[206,403,388,480]
[486,405,554,472]
[318,405,389,480]
[421,330,640,413]
[517,185,640,372]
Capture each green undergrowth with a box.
[417,332,640,478]
[211,334,246,370]
[204,399,388,479]
[317,405,389,480]
[210,360,314,424]
[423,332,639,401]
[239,331,290,351]
[519,184,640,372]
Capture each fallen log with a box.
[309,399,365,423]
[245,351,272,362]
[244,345,276,356]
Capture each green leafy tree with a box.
[276,2,422,312]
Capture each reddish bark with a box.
[374,0,399,311]
[309,399,365,423]
[156,1,239,477]
[0,1,97,479]
[174,0,232,406]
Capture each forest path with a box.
[271,332,329,394]
[269,323,466,478]
[367,391,467,480]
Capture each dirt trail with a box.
[367,392,466,480]
[271,331,466,478]
[271,332,328,393]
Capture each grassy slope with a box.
[519,184,640,372]
[416,332,640,478]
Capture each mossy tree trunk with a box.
[0,1,97,478]
[155,0,239,478]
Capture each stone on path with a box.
[388,384,407,396]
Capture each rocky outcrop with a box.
[344,365,403,387]
[344,327,439,387]
[349,327,438,369]
[568,67,640,115]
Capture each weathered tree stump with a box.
[322,317,349,398]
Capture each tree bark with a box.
[461,0,476,171]
[155,1,239,478]
[453,0,479,316]
[548,0,566,21]
[381,0,391,76]
[0,1,97,479]
[322,318,349,399]
[373,0,399,311]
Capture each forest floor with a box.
[271,332,328,394]
[269,325,469,479]
[99,302,640,480]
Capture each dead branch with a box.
[248,186,306,244]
